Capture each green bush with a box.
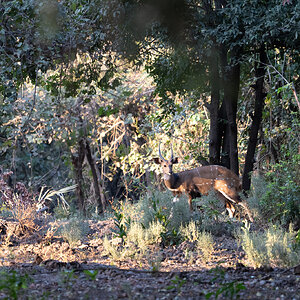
[194,191,238,236]
[103,221,164,261]
[58,217,90,247]
[180,221,215,262]
[103,190,192,260]
[0,270,31,300]
[138,190,191,231]
[249,156,300,227]
[239,223,300,268]
[180,220,200,242]
[54,205,70,219]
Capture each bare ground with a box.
[0,217,299,299]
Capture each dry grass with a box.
[6,194,38,237]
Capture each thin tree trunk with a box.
[219,100,230,169]
[242,46,267,191]
[71,139,86,213]
[94,160,107,210]
[85,139,104,213]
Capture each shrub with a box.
[112,205,131,244]
[180,220,201,242]
[119,190,190,246]
[180,221,215,262]
[245,175,267,222]
[146,250,163,272]
[53,205,70,219]
[194,191,238,237]
[239,223,300,268]
[103,235,125,261]
[0,173,37,235]
[0,270,32,300]
[127,222,153,254]
[196,231,215,262]
[139,190,191,231]
[249,156,300,228]
[59,217,89,247]
[103,220,165,261]
[36,185,74,214]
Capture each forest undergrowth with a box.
[0,169,300,299]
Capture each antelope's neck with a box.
[164,173,179,189]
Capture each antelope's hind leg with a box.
[225,201,235,218]
[215,191,236,218]
[237,201,254,222]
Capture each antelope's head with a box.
[153,144,179,178]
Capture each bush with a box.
[103,221,164,261]
[180,221,215,262]
[126,221,162,253]
[138,190,191,231]
[180,220,200,242]
[193,191,238,236]
[118,190,191,246]
[0,270,32,300]
[239,223,300,268]
[58,217,89,247]
[0,173,37,235]
[248,156,300,228]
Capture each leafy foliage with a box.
[0,270,32,300]
[59,217,90,247]
[112,205,131,244]
[248,156,300,227]
[205,267,246,300]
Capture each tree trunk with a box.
[225,64,240,175]
[71,139,86,213]
[242,46,267,191]
[85,139,104,213]
[220,48,240,175]
[219,100,230,169]
[208,50,221,165]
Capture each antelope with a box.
[154,145,253,222]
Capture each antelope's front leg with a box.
[172,191,180,203]
[188,195,193,211]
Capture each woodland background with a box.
[0,1,300,298]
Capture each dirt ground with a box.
[0,217,299,299]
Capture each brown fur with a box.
[154,158,253,222]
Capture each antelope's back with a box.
[192,165,241,187]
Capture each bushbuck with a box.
[154,145,253,222]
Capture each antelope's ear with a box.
[172,157,179,164]
[153,157,161,164]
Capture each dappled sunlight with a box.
[0,0,299,298]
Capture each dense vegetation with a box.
[0,1,299,298]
